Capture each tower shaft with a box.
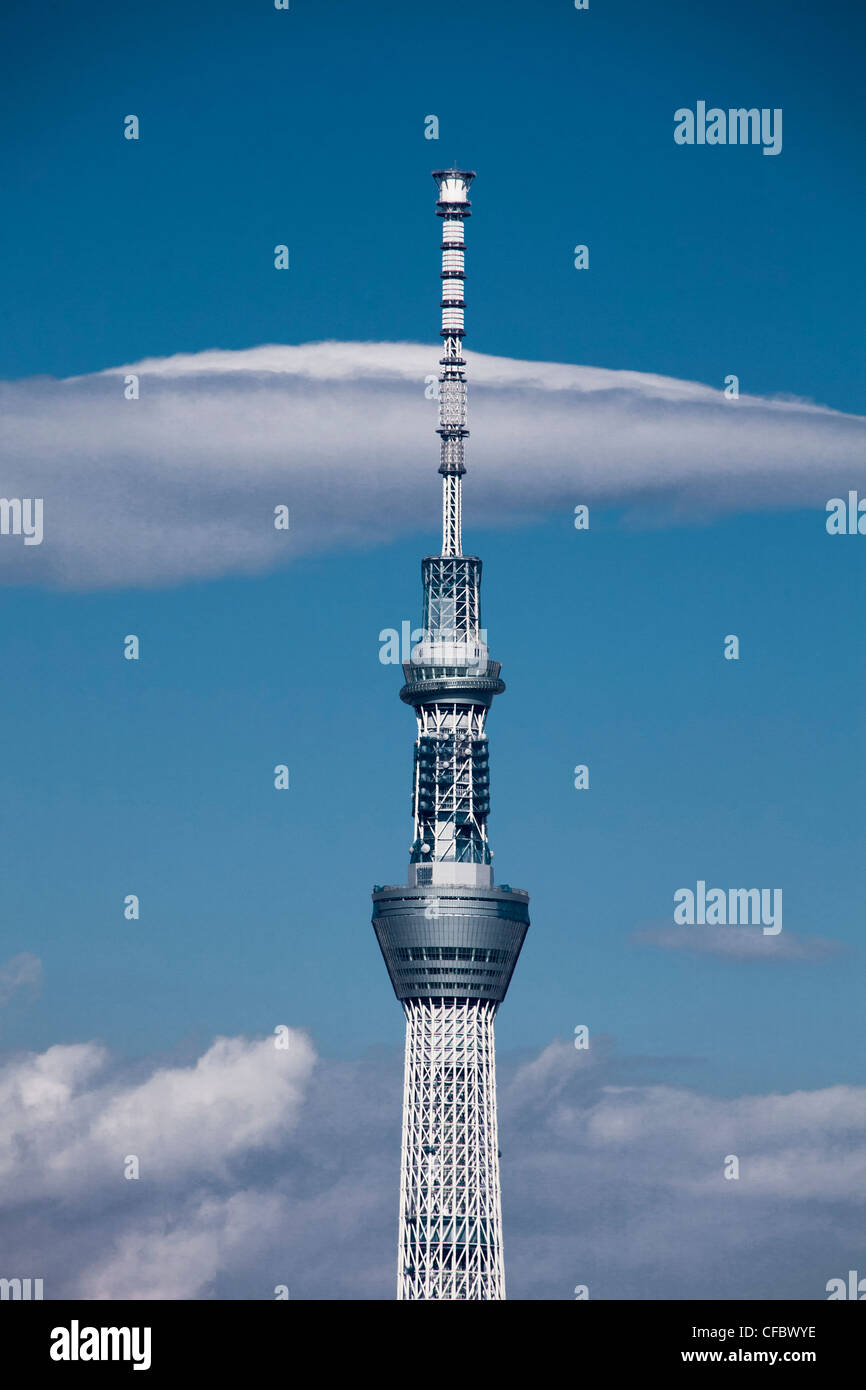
[372,170,529,1301]
[398,1000,504,1300]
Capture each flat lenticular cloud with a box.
[0,341,863,590]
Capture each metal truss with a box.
[398,998,505,1300]
[437,197,471,558]
[442,474,463,558]
[412,705,491,865]
[422,556,482,637]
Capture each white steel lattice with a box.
[442,474,462,558]
[413,705,490,864]
[436,184,471,557]
[398,999,505,1300]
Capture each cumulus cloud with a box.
[500,1044,866,1300]
[77,1191,290,1301]
[633,924,848,961]
[0,1028,863,1300]
[0,1033,315,1207]
[0,341,863,590]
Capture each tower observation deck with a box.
[372,170,530,1301]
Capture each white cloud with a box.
[0,1028,863,1299]
[0,1033,315,1202]
[77,1191,289,1301]
[0,341,863,590]
[500,1052,866,1298]
[633,924,847,961]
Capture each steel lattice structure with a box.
[372,170,530,1301]
[399,1000,504,1300]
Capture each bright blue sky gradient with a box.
[1,0,864,1104]
[1,0,864,406]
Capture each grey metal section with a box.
[372,885,529,1004]
[399,671,505,708]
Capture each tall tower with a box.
[372,170,530,1301]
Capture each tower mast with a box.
[372,170,530,1301]
[435,168,473,557]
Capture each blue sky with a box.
[0,0,864,1300]
[3,508,863,1099]
[1,0,864,405]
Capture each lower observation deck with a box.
[372,884,529,1004]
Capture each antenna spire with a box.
[432,169,474,557]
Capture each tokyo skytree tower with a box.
[372,170,530,1301]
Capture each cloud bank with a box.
[0,1028,863,1300]
[1,342,863,589]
